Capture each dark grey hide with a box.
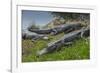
[28,23,83,35]
[36,27,90,56]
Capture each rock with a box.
[43,36,49,40]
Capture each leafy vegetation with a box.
[22,33,90,62]
[51,12,90,21]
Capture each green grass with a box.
[22,34,90,62]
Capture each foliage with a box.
[51,12,90,21]
[22,34,90,62]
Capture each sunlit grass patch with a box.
[22,38,90,62]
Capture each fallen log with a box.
[36,27,90,56]
[28,23,83,35]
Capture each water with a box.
[22,10,54,31]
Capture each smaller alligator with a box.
[28,23,83,35]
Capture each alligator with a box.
[36,26,90,56]
[28,23,83,35]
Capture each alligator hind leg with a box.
[63,42,73,47]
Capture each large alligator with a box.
[36,26,90,56]
[28,23,83,35]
